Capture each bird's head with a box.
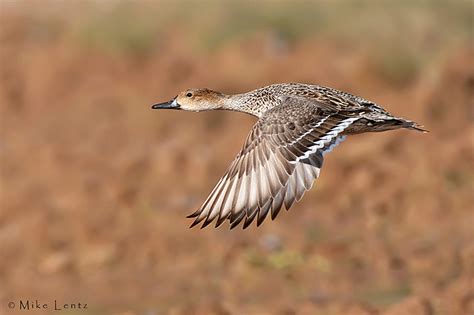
[152,88,227,112]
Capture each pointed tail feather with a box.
[349,117,429,133]
[405,121,429,133]
[389,118,428,133]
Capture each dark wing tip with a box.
[242,208,259,229]
[189,221,200,229]
[189,217,203,228]
[186,210,201,218]
[257,201,272,226]
[229,211,246,229]
[200,218,214,229]
[215,214,228,228]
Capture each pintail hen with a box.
[152,83,426,229]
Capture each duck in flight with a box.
[152,83,426,229]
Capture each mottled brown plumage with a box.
[152,83,426,229]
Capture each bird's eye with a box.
[186,92,193,97]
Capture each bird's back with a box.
[244,83,426,133]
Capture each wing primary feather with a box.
[284,173,297,210]
[186,210,200,218]
[265,157,283,197]
[194,173,229,223]
[200,217,215,229]
[217,176,238,224]
[257,199,273,226]
[256,147,271,207]
[293,165,306,202]
[270,188,285,220]
[243,207,259,229]
[248,160,260,210]
[204,175,232,224]
[189,217,203,228]
[230,210,246,229]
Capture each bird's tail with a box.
[405,121,429,133]
[345,116,428,134]
[382,118,429,133]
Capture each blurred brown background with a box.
[0,1,473,315]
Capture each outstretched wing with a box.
[188,98,361,229]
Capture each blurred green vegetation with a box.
[358,284,412,307]
[245,249,332,273]
[77,6,163,58]
[62,1,471,86]
[7,0,466,89]
[21,1,471,64]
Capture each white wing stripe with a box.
[291,117,359,163]
[287,116,330,146]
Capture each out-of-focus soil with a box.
[0,2,473,315]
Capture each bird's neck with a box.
[220,93,268,118]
